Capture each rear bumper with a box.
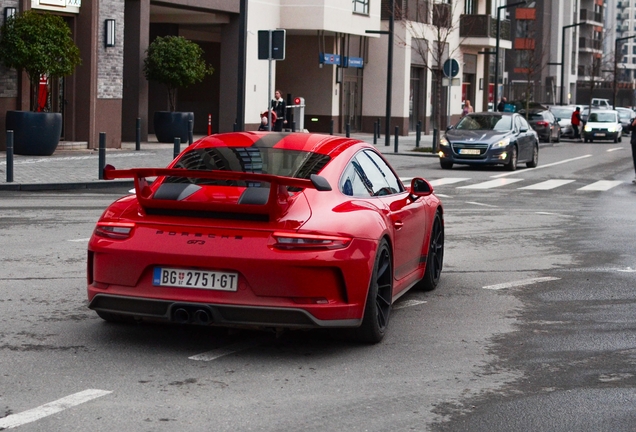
[89,294,361,329]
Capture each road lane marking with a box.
[458,178,524,189]
[491,155,592,178]
[465,201,498,207]
[189,338,265,361]
[393,300,427,310]
[429,177,471,186]
[0,389,112,429]
[67,238,91,242]
[483,277,560,290]
[607,147,623,152]
[518,179,576,190]
[577,180,623,191]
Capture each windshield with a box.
[588,112,617,123]
[550,108,573,118]
[168,147,331,186]
[617,111,632,120]
[456,115,512,131]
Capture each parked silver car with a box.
[549,105,577,138]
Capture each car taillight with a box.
[94,222,135,239]
[536,121,549,127]
[271,232,352,250]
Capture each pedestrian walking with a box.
[271,90,286,131]
[462,100,473,117]
[571,107,582,141]
[497,97,507,112]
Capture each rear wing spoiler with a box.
[102,165,331,217]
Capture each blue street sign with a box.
[319,53,341,66]
[345,57,364,68]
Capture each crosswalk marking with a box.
[577,180,623,191]
[429,177,471,186]
[518,179,576,190]
[458,178,524,189]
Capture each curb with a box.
[0,180,134,192]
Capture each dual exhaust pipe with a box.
[173,307,212,325]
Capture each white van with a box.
[591,98,613,109]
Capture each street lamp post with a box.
[613,35,636,108]
[494,1,526,105]
[558,22,584,105]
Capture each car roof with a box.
[190,132,369,156]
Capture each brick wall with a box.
[98,0,124,99]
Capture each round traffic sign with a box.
[443,58,460,78]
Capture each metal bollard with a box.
[377,118,381,139]
[416,121,421,148]
[6,130,13,183]
[233,123,238,132]
[98,132,106,180]
[432,128,439,154]
[135,118,141,151]
[291,121,296,132]
[394,126,399,153]
[373,122,377,145]
[346,123,350,138]
[173,137,181,160]
[330,119,334,135]
[188,119,193,145]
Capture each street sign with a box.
[443,58,460,78]
[258,29,286,60]
[319,53,341,66]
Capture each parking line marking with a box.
[189,338,265,361]
[393,300,427,310]
[465,201,497,207]
[518,179,575,190]
[67,238,91,242]
[577,180,623,191]
[483,277,560,290]
[459,178,524,189]
[0,389,112,429]
[607,147,623,152]
[492,155,592,178]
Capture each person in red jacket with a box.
[571,107,582,141]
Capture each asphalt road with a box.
[1,138,635,431]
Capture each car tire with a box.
[417,212,444,292]
[352,239,392,344]
[440,160,453,170]
[505,145,518,171]
[526,143,539,168]
[584,137,589,143]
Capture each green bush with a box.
[143,35,214,112]
[0,10,81,111]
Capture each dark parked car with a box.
[615,107,635,134]
[521,109,561,142]
[439,112,539,171]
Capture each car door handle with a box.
[393,220,404,230]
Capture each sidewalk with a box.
[0,132,436,191]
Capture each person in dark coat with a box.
[271,90,286,131]
[497,97,507,112]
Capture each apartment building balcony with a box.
[580,8,603,24]
[579,37,602,52]
[459,15,512,49]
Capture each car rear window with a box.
[167,147,331,186]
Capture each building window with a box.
[632,46,636,55]
[514,50,531,68]
[353,0,369,14]
[464,0,476,14]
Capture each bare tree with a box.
[394,0,464,136]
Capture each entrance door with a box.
[410,67,424,131]
[49,76,65,139]
[342,75,362,132]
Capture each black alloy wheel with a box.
[418,212,444,291]
[354,239,393,343]
[505,145,518,171]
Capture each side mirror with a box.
[410,178,434,198]
[556,117,561,122]
[446,125,454,131]
[519,127,528,133]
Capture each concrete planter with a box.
[153,111,194,144]
[5,111,62,156]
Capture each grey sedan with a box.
[438,112,539,171]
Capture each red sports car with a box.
[87,132,444,343]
